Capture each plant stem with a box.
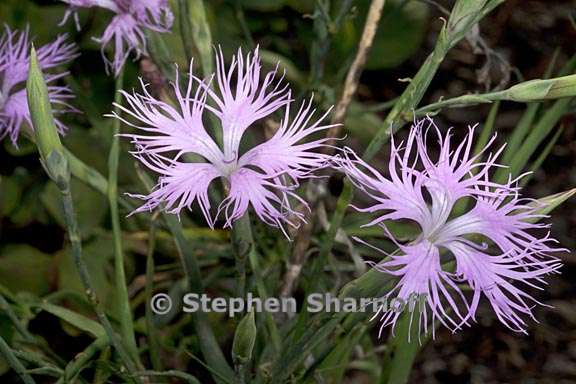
[0,335,36,384]
[229,211,281,351]
[107,69,139,364]
[136,167,234,383]
[145,213,163,372]
[244,223,282,351]
[164,215,235,384]
[231,214,250,300]
[309,0,354,88]
[61,188,141,382]
[0,295,35,344]
[234,364,246,384]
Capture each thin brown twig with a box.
[324,0,387,150]
[281,0,387,298]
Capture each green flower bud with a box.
[27,46,70,187]
[506,74,576,102]
[232,311,257,365]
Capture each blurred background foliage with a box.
[0,0,575,383]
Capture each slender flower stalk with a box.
[60,0,174,76]
[108,68,140,363]
[336,117,564,338]
[144,213,162,372]
[0,26,77,145]
[135,169,235,383]
[113,47,336,236]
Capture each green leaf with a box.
[528,188,576,222]
[0,175,20,216]
[344,102,384,145]
[313,325,365,383]
[0,245,52,296]
[379,312,429,384]
[41,178,107,238]
[187,0,214,77]
[38,302,106,339]
[56,237,117,313]
[507,97,571,179]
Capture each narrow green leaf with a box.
[312,325,365,383]
[55,337,107,384]
[507,96,571,179]
[0,335,36,384]
[528,188,576,222]
[521,125,564,186]
[38,303,106,339]
[379,313,430,384]
[496,103,540,181]
[474,100,500,156]
[188,0,213,78]
[133,370,201,384]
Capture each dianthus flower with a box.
[112,47,336,235]
[0,26,77,145]
[60,0,173,76]
[336,117,563,338]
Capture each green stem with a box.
[145,215,163,372]
[412,90,505,117]
[230,212,281,351]
[27,46,140,383]
[61,188,141,382]
[136,168,234,383]
[107,69,139,363]
[0,295,35,344]
[245,229,282,352]
[0,335,36,384]
[231,215,250,299]
[93,345,112,384]
[164,215,235,384]
[309,0,354,88]
[234,364,246,384]
[306,183,353,295]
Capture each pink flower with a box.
[0,26,78,145]
[60,0,173,76]
[113,47,336,236]
[336,117,563,338]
